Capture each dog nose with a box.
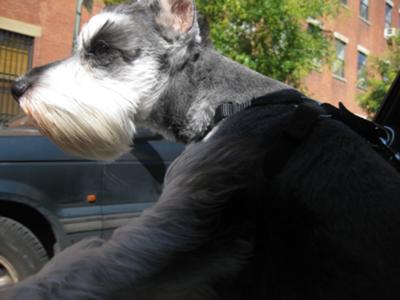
[11,78,30,102]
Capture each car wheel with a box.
[0,216,49,289]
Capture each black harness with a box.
[214,90,400,174]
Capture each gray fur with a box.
[94,1,291,143]
[144,49,291,142]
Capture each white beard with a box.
[20,55,166,161]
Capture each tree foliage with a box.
[102,0,340,88]
[103,0,123,5]
[196,0,340,88]
[358,36,400,116]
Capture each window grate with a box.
[0,29,33,125]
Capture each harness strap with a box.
[321,103,383,145]
[322,103,400,172]
[263,102,323,177]
[214,92,400,174]
[214,89,305,125]
[214,102,253,124]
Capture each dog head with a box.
[11,0,202,160]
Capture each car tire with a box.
[0,216,49,288]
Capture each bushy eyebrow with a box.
[82,20,115,52]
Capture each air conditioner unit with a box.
[384,27,397,39]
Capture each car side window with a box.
[0,114,39,136]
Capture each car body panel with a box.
[0,126,185,249]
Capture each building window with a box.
[385,2,393,28]
[0,29,33,125]
[357,51,368,89]
[333,39,346,79]
[360,0,369,21]
[341,0,348,5]
[307,22,324,68]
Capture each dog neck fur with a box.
[143,48,292,143]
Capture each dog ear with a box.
[156,0,196,33]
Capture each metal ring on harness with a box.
[379,125,396,147]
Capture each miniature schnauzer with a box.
[4,0,400,299]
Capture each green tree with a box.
[196,0,339,88]
[103,0,340,88]
[358,36,400,117]
[103,0,122,5]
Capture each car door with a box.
[101,128,185,238]
[0,128,104,246]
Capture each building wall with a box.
[305,0,400,116]
[0,0,397,118]
[0,0,104,67]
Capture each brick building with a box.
[0,0,398,122]
[0,0,103,123]
[305,0,400,116]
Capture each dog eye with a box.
[91,40,111,57]
[87,40,122,67]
